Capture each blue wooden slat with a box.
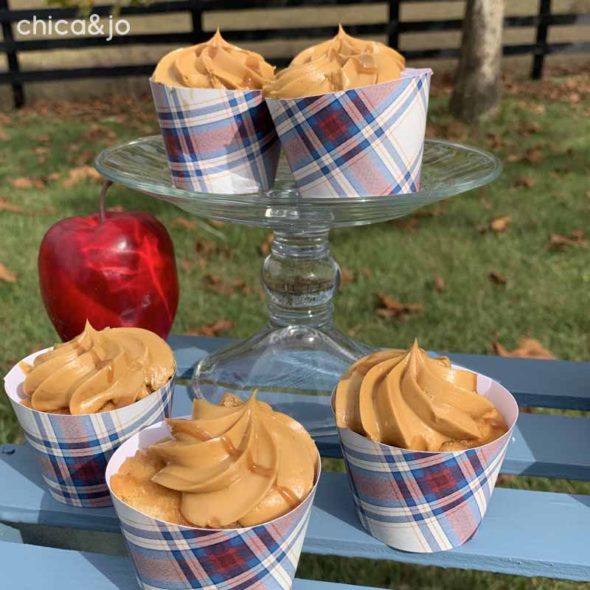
[0,541,381,590]
[0,444,588,580]
[167,336,590,410]
[171,383,590,481]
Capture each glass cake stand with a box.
[95,136,501,435]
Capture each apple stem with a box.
[99,180,113,224]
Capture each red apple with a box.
[39,191,179,341]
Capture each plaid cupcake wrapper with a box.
[151,81,280,194]
[107,420,320,590]
[336,372,518,553]
[4,350,175,508]
[266,68,432,198]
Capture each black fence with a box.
[1,0,589,107]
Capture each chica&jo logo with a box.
[17,14,130,42]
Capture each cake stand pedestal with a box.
[95,137,501,435]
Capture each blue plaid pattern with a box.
[338,422,514,553]
[151,81,280,194]
[8,379,174,507]
[111,477,317,590]
[266,68,431,198]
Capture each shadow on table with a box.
[0,442,118,532]
[81,549,137,589]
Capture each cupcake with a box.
[107,392,320,589]
[264,26,432,197]
[3,322,175,507]
[151,30,281,194]
[333,341,518,552]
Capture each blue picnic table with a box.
[1,335,589,588]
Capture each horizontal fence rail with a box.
[1,0,589,107]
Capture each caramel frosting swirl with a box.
[264,25,405,98]
[152,29,275,90]
[22,323,175,415]
[150,393,318,528]
[334,341,508,452]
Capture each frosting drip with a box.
[150,393,318,527]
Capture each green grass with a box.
[0,76,589,589]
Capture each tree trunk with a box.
[450,0,505,123]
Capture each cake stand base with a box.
[192,229,371,435]
[192,323,371,436]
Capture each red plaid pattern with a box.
[151,81,280,195]
[335,373,518,553]
[4,350,174,508]
[108,420,320,590]
[266,68,432,198]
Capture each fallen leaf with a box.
[446,120,467,141]
[260,234,273,256]
[172,217,198,230]
[62,165,102,188]
[185,319,234,337]
[376,293,422,320]
[416,206,447,218]
[209,220,225,228]
[32,134,50,144]
[179,258,195,272]
[496,475,517,485]
[71,149,95,166]
[0,128,10,141]
[340,267,355,288]
[524,148,544,164]
[34,147,48,164]
[0,197,24,213]
[568,92,581,103]
[486,132,502,149]
[425,123,441,138]
[0,197,54,216]
[488,271,507,285]
[84,124,117,143]
[480,197,492,210]
[195,239,231,260]
[203,274,250,295]
[514,176,535,189]
[394,206,447,230]
[506,153,521,163]
[11,177,45,189]
[489,215,512,233]
[518,121,541,135]
[548,229,588,250]
[493,338,555,360]
[107,204,125,213]
[203,273,223,287]
[0,262,16,282]
[392,216,420,231]
[433,275,446,292]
